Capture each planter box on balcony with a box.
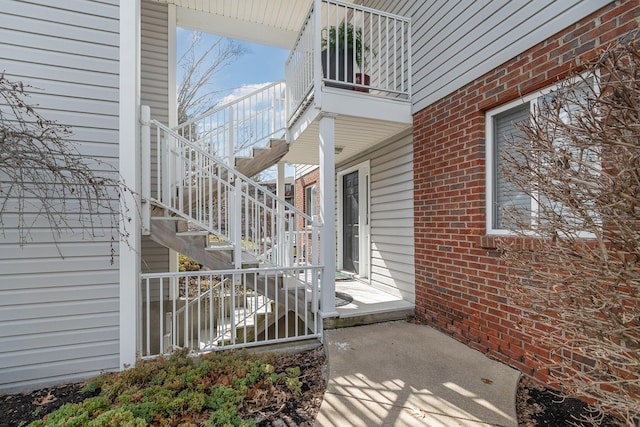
[321,48,355,90]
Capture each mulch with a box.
[515,376,625,426]
[0,345,627,427]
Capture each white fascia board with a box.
[321,88,412,124]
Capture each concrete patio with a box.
[315,321,520,427]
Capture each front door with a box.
[343,171,359,273]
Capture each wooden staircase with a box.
[234,138,288,178]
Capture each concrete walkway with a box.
[315,321,520,427]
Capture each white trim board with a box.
[337,160,371,280]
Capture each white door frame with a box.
[337,160,370,279]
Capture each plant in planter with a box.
[321,22,372,91]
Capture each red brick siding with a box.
[412,0,640,384]
[294,168,321,263]
[294,167,320,225]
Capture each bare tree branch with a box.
[0,73,133,262]
[177,32,247,124]
[498,31,640,425]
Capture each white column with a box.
[119,0,141,370]
[167,4,179,274]
[140,105,151,236]
[276,161,285,200]
[319,114,337,317]
[276,161,286,265]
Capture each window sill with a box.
[478,233,544,251]
[478,235,501,250]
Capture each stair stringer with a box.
[148,215,234,270]
[234,138,289,179]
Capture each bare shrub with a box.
[498,32,640,424]
[0,73,132,260]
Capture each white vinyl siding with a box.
[360,0,609,113]
[295,164,318,179]
[0,0,120,392]
[141,0,171,274]
[338,132,415,302]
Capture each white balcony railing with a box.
[285,0,411,123]
[139,266,322,357]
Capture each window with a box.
[486,77,598,234]
[490,102,531,231]
[304,184,316,224]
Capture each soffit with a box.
[150,0,318,49]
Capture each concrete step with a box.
[323,306,414,329]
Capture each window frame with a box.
[304,184,317,225]
[485,74,599,236]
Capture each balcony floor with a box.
[284,87,412,165]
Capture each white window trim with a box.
[304,184,317,225]
[486,74,599,236]
[337,160,371,279]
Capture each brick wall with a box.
[293,168,321,264]
[294,167,320,227]
[412,0,640,383]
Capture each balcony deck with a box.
[284,87,411,164]
[283,0,412,163]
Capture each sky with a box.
[176,28,293,178]
[176,28,290,104]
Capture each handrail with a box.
[178,81,285,130]
[174,81,287,164]
[152,120,310,221]
[210,294,270,346]
[173,277,229,318]
[140,265,323,356]
[147,119,320,268]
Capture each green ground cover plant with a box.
[26,348,320,427]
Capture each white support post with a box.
[276,161,285,200]
[276,161,286,266]
[271,94,277,136]
[140,105,151,235]
[119,0,141,371]
[312,214,319,317]
[313,0,323,108]
[234,178,243,269]
[319,114,337,317]
[228,107,234,166]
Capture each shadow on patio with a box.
[315,321,519,427]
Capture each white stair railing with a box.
[175,81,287,164]
[140,266,322,357]
[147,119,319,270]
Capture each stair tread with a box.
[205,244,233,251]
[177,231,209,236]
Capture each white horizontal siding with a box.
[370,134,414,302]
[141,0,171,274]
[0,0,121,393]
[338,132,415,302]
[361,0,610,113]
[295,164,318,179]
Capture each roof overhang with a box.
[150,0,357,50]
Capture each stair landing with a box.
[323,278,414,329]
